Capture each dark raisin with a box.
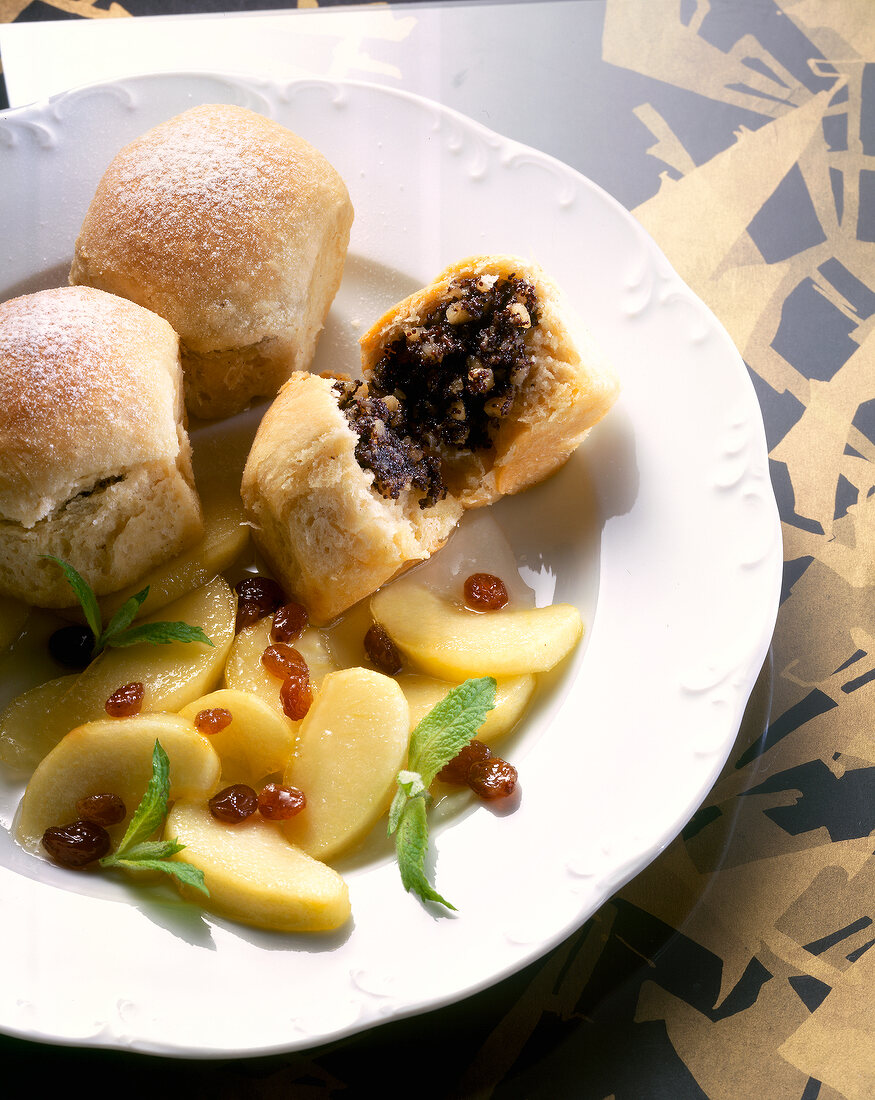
[261,643,308,680]
[75,793,126,827]
[364,623,402,675]
[438,739,492,785]
[280,672,313,721]
[271,602,309,644]
[468,757,518,800]
[234,576,286,632]
[208,784,258,824]
[464,573,508,611]
[48,624,95,669]
[194,707,233,734]
[105,681,144,717]
[42,820,111,867]
[258,782,306,821]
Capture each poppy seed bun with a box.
[242,255,619,624]
[241,372,464,624]
[70,104,354,420]
[0,286,203,608]
[359,254,620,508]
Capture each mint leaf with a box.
[103,621,214,649]
[395,796,455,910]
[99,739,207,895]
[390,677,497,910]
[42,556,102,639]
[409,677,496,785]
[97,587,150,651]
[43,557,212,658]
[105,856,209,897]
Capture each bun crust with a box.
[242,255,619,623]
[241,373,463,625]
[70,104,353,420]
[0,286,203,607]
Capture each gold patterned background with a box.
[0,1,872,1097]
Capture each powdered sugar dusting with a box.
[0,286,182,527]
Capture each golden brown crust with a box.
[0,286,203,607]
[241,373,462,624]
[70,104,354,419]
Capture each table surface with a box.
[0,2,873,1097]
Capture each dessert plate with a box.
[0,73,782,1057]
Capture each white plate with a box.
[0,73,782,1057]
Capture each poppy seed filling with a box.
[335,274,539,508]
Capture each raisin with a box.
[261,643,308,680]
[234,575,286,633]
[271,602,309,644]
[464,573,508,611]
[75,793,126,827]
[280,672,313,721]
[105,681,144,717]
[468,757,518,800]
[48,623,95,669]
[42,820,111,868]
[438,739,492,785]
[194,707,233,734]
[258,782,306,821]
[208,784,258,824]
[364,623,402,675]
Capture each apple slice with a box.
[178,688,296,786]
[16,712,220,853]
[223,617,337,723]
[167,799,350,933]
[97,420,252,620]
[398,671,536,746]
[0,577,235,772]
[371,581,583,679]
[283,667,409,861]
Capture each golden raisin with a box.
[364,623,402,675]
[261,643,308,680]
[280,672,313,721]
[271,602,309,644]
[194,708,233,734]
[464,573,508,611]
[468,757,518,800]
[105,681,144,717]
[258,782,306,821]
[438,739,491,785]
[75,793,126,827]
[209,784,258,824]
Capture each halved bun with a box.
[242,255,619,623]
[0,286,203,607]
[241,373,463,624]
[70,104,353,420]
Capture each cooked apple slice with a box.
[0,577,235,772]
[178,688,296,786]
[398,671,536,746]
[98,425,251,620]
[283,667,409,861]
[223,617,337,723]
[371,581,583,679]
[16,712,221,853]
[167,799,350,933]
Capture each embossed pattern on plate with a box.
[0,73,782,1057]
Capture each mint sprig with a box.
[100,739,208,896]
[388,677,497,910]
[44,556,213,659]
